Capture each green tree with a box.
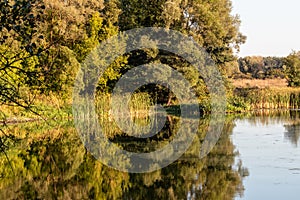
[0,0,47,110]
[284,51,300,87]
[237,56,284,79]
[116,0,246,106]
[119,0,246,65]
[0,0,123,116]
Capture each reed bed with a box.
[95,92,153,138]
[234,87,300,110]
[0,91,72,123]
[95,92,153,117]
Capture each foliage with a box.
[119,0,246,65]
[117,0,246,108]
[284,51,300,87]
[237,56,285,79]
[0,0,248,118]
[0,0,122,120]
[0,0,47,110]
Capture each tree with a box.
[284,51,300,87]
[0,0,47,110]
[119,0,246,65]
[237,56,285,79]
[116,0,246,106]
[0,0,123,117]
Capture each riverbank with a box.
[229,78,300,112]
[0,92,72,125]
[1,78,300,124]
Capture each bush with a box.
[284,52,300,87]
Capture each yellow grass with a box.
[231,78,287,88]
[231,78,300,110]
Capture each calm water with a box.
[0,111,299,199]
[232,111,300,200]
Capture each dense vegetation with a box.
[234,52,300,85]
[1,0,300,119]
[284,51,300,87]
[236,56,285,79]
[0,0,246,119]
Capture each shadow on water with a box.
[284,122,300,147]
[0,114,247,199]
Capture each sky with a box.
[231,0,300,57]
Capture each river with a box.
[0,110,299,199]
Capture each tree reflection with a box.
[284,122,300,147]
[0,116,247,199]
[0,124,130,199]
[121,117,246,200]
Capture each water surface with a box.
[232,111,300,200]
[0,111,299,199]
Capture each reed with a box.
[234,87,300,110]
[95,92,153,138]
[95,92,153,117]
[0,91,72,123]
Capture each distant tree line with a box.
[236,56,285,79]
[235,52,300,87]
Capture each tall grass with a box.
[0,91,72,123]
[95,92,153,117]
[95,92,153,138]
[234,87,300,110]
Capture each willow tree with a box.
[117,0,245,105]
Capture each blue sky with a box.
[231,0,300,57]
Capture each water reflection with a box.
[232,110,300,200]
[122,118,246,200]
[234,110,300,127]
[0,116,246,199]
[234,110,300,147]
[284,123,300,147]
[283,110,300,147]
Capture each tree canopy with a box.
[119,0,246,65]
[284,51,300,87]
[0,0,119,112]
[0,0,246,113]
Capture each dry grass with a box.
[231,78,300,110]
[231,78,288,88]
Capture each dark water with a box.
[0,111,299,199]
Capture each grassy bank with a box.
[1,91,153,124]
[0,92,72,124]
[228,87,300,112]
[2,79,300,123]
